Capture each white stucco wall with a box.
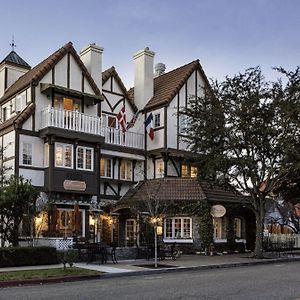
[19,135,44,167]
[19,168,44,187]
[70,55,82,91]
[55,55,68,87]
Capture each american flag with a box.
[126,111,139,131]
[117,105,126,132]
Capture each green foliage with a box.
[0,175,36,246]
[184,66,300,257]
[195,200,214,249]
[0,246,58,267]
[58,249,78,269]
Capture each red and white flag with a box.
[117,105,126,132]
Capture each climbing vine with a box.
[166,200,214,249]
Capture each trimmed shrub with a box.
[0,246,58,267]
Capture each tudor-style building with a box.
[0,42,255,250]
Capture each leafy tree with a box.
[184,67,300,258]
[0,175,36,246]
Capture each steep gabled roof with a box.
[147,60,211,110]
[102,66,137,111]
[0,51,31,69]
[128,59,211,111]
[0,42,101,104]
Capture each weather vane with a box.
[10,36,16,51]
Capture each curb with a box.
[100,256,300,279]
[1,256,299,287]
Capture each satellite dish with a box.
[36,192,49,212]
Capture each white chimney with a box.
[133,47,155,110]
[80,43,104,93]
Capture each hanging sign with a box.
[210,205,226,218]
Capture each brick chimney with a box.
[133,47,155,110]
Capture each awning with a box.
[40,83,103,104]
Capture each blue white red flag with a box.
[144,113,154,140]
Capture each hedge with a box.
[0,246,58,268]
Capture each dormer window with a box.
[182,164,198,178]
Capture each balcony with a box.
[40,107,144,149]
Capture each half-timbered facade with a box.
[0,42,254,251]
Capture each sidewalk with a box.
[74,252,300,277]
[1,253,300,280]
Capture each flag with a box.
[126,111,139,131]
[144,113,154,140]
[117,105,126,132]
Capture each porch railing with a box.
[40,107,144,149]
[40,106,102,136]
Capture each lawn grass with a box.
[0,267,101,281]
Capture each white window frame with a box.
[21,142,33,166]
[120,160,132,181]
[125,219,136,247]
[155,159,164,178]
[100,157,113,178]
[76,146,94,171]
[55,142,73,169]
[163,217,193,243]
[44,143,49,167]
[154,113,161,128]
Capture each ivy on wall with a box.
[167,200,214,249]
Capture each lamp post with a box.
[150,217,161,268]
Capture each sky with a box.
[0,0,299,88]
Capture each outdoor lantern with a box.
[156,225,163,236]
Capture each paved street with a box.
[1,261,300,300]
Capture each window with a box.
[154,113,161,128]
[53,94,82,112]
[164,217,192,239]
[234,218,242,239]
[213,218,222,239]
[120,160,132,180]
[156,159,164,178]
[44,143,49,167]
[55,143,73,168]
[125,219,136,247]
[179,114,190,135]
[181,164,198,178]
[76,146,93,171]
[22,142,33,165]
[100,158,112,178]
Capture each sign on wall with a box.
[63,180,86,191]
[210,204,226,218]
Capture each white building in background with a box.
[0,41,254,250]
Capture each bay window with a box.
[76,146,94,171]
[22,142,33,166]
[55,143,73,168]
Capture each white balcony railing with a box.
[41,106,102,135]
[40,107,144,149]
[102,126,144,149]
